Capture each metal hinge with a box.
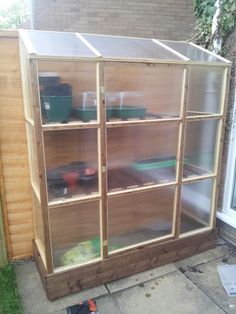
[100,86,105,94]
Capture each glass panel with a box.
[44,129,99,202]
[180,179,213,233]
[49,201,100,269]
[82,34,182,60]
[160,41,224,63]
[105,63,183,120]
[187,66,224,115]
[21,30,96,57]
[107,123,179,192]
[108,187,175,252]
[26,124,40,197]
[183,120,218,179]
[37,61,97,125]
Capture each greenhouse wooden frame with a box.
[19,29,231,300]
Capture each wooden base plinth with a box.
[34,228,218,301]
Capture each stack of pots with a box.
[39,72,72,123]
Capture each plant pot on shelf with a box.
[72,106,97,122]
[113,105,146,120]
[42,84,72,96]
[39,72,60,87]
[62,171,80,191]
[42,95,72,123]
[72,106,114,122]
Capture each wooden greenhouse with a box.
[19,29,231,300]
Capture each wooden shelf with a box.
[186,113,222,121]
[42,121,99,131]
[48,193,100,208]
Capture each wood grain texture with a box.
[34,228,217,300]
[0,32,33,259]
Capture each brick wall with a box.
[32,0,195,40]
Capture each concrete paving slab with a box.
[183,254,236,314]
[112,271,225,314]
[175,245,230,270]
[107,263,177,293]
[95,295,123,314]
[15,261,108,314]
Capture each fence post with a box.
[0,197,7,267]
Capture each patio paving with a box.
[15,239,236,314]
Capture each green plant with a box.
[193,0,236,54]
[0,264,23,314]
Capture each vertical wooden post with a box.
[173,66,189,238]
[29,59,53,273]
[97,61,108,259]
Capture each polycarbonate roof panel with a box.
[20,30,230,63]
[160,40,224,63]
[20,30,97,58]
[82,34,182,60]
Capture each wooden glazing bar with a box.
[173,67,189,238]
[48,194,101,209]
[97,62,108,259]
[30,59,53,273]
[108,182,177,198]
[186,114,223,121]
[42,122,99,131]
[182,173,217,183]
[106,118,181,127]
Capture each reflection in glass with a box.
[37,61,97,125]
[180,179,213,233]
[108,187,175,252]
[49,201,100,268]
[44,129,98,202]
[21,30,96,57]
[187,67,223,114]
[105,64,183,121]
[183,120,218,179]
[160,41,223,63]
[82,34,181,60]
[107,123,179,192]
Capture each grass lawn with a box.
[0,264,23,314]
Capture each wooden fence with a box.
[0,31,33,260]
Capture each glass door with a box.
[104,62,185,253]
